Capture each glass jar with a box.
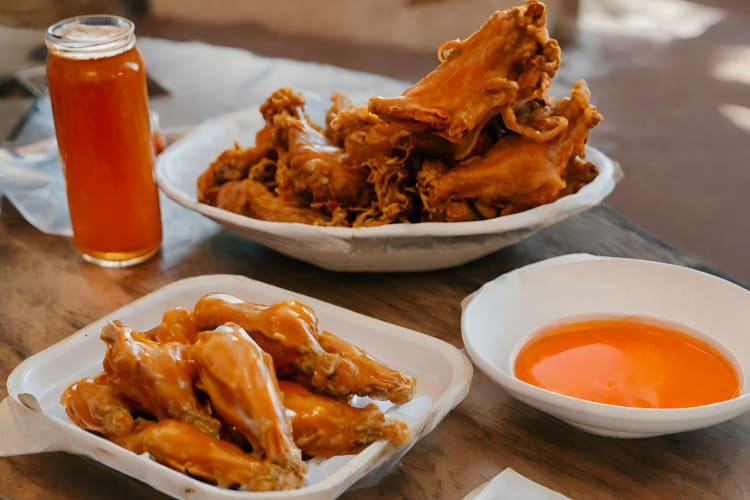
[45,15,162,267]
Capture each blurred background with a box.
[1,0,749,283]
[0,0,574,80]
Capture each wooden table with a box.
[2,194,747,499]
[2,28,749,500]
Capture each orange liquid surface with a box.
[514,318,740,408]
[47,46,161,262]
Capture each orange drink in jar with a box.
[45,15,162,267]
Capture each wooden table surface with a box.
[2,194,747,499]
[2,17,749,500]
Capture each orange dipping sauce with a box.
[514,317,740,408]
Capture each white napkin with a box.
[464,468,570,500]
[0,96,72,235]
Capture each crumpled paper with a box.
[0,97,72,236]
[0,37,410,236]
[463,468,571,500]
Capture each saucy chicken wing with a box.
[188,323,306,478]
[326,102,417,225]
[60,373,134,438]
[273,102,371,209]
[197,126,274,206]
[192,293,340,384]
[295,330,416,404]
[280,381,410,457]
[146,307,199,344]
[101,320,221,438]
[63,287,423,493]
[213,178,348,225]
[118,419,304,491]
[369,1,559,145]
[417,80,602,221]
[260,88,371,212]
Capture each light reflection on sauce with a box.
[514,317,740,408]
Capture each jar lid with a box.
[45,15,135,60]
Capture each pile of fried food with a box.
[60,293,416,491]
[197,1,602,227]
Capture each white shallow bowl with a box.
[461,254,750,438]
[1,275,473,499]
[155,101,621,272]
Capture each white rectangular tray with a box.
[1,274,473,499]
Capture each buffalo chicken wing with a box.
[62,294,415,492]
[294,330,417,404]
[187,323,307,478]
[60,373,134,438]
[192,293,340,384]
[417,80,602,221]
[280,381,410,457]
[118,419,304,491]
[100,320,221,438]
[369,1,559,144]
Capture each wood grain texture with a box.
[2,194,747,500]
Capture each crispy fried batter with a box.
[197,126,274,206]
[369,1,559,143]
[328,105,416,225]
[196,2,600,228]
[417,81,602,221]
[265,90,371,209]
[214,178,349,226]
